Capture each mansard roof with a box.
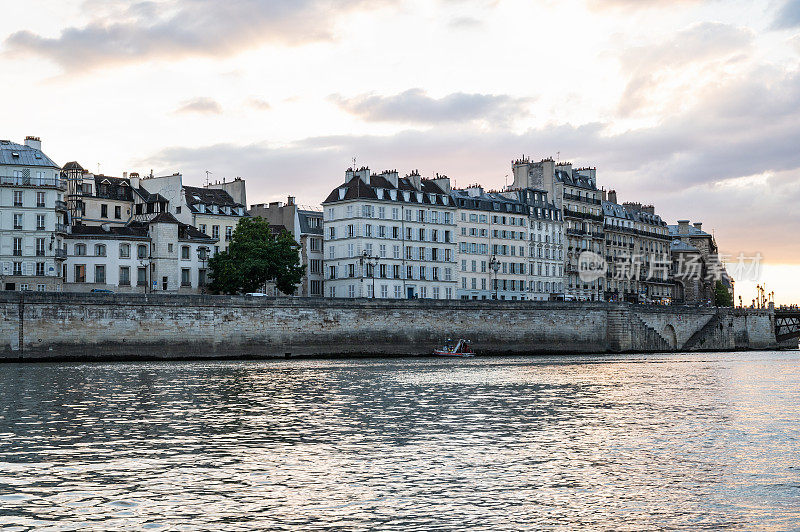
[323,172,451,206]
[0,140,59,168]
[184,186,244,209]
[556,169,597,190]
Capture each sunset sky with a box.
[1,0,798,303]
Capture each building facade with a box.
[0,137,66,291]
[249,196,324,297]
[323,168,457,299]
[451,185,564,300]
[63,213,216,293]
[669,220,733,305]
[512,158,604,300]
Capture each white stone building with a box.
[322,168,457,299]
[63,213,216,293]
[134,173,246,255]
[0,137,67,291]
[451,186,564,300]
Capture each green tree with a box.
[714,280,734,307]
[208,217,306,295]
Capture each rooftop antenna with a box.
[205,170,212,186]
[352,156,357,169]
[557,151,560,162]
[97,162,101,175]
[505,174,508,190]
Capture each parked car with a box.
[90,289,113,293]
[244,292,268,297]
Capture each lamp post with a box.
[197,245,209,294]
[489,254,500,300]
[371,255,380,298]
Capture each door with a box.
[162,276,168,291]
[407,287,415,299]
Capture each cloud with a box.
[145,66,800,262]
[246,98,271,111]
[175,97,222,115]
[772,0,800,29]
[3,0,382,72]
[617,22,753,116]
[330,89,532,124]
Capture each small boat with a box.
[433,339,475,357]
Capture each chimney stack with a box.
[287,196,295,206]
[693,222,702,231]
[608,190,617,204]
[24,136,41,151]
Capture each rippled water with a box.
[1,352,800,530]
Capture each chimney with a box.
[693,222,702,231]
[123,172,128,179]
[677,220,690,234]
[287,196,295,206]
[608,190,617,204]
[130,172,140,189]
[25,136,41,151]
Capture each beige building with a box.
[669,220,733,305]
[249,196,324,297]
[512,158,604,301]
[602,190,673,303]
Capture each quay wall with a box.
[0,292,783,360]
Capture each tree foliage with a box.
[208,217,306,295]
[714,280,734,307]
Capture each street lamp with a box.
[489,254,500,300]
[197,245,210,294]
[359,250,379,298]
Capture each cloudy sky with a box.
[1,0,799,303]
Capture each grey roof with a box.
[0,140,59,168]
[670,239,699,253]
[184,186,245,209]
[556,169,597,190]
[298,210,323,235]
[602,200,632,220]
[668,224,711,237]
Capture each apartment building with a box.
[0,137,67,291]
[322,168,457,299]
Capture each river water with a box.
[1,351,799,530]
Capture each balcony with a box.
[55,200,67,211]
[0,175,66,190]
[55,249,67,259]
[56,223,70,234]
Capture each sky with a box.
[1,0,798,304]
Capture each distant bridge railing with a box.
[775,309,800,342]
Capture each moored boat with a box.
[433,339,475,357]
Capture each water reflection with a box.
[1,352,799,529]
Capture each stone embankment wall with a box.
[0,292,783,361]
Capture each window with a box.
[212,225,220,239]
[310,259,321,274]
[36,262,45,276]
[181,268,191,286]
[13,191,22,206]
[36,192,45,208]
[36,214,45,230]
[75,265,86,283]
[13,238,22,257]
[75,244,86,256]
[120,244,130,258]
[181,246,190,259]
[95,265,106,284]
[168,243,174,253]
[200,224,207,235]
[309,238,321,251]
[37,284,46,292]
[115,206,122,219]
[120,267,131,285]
[225,226,232,241]
[101,204,108,218]
[13,214,22,229]
[36,238,45,256]
[95,244,106,257]
[137,244,147,259]
[13,262,22,276]
[310,280,322,295]
[137,267,147,286]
